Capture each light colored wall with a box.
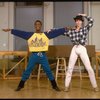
[84,2,100,51]
[89,2,100,51]
[0,2,14,51]
[44,2,54,45]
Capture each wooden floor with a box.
[0,77,100,99]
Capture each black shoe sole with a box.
[53,87,61,92]
[15,86,24,91]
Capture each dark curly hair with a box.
[34,20,42,25]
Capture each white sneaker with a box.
[64,87,69,92]
[94,87,99,92]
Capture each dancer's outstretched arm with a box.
[2,28,33,40]
[44,27,68,39]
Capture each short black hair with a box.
[34,20,42,25]
[73,15,84,22]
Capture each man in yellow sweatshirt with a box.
[3,20,68,92]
